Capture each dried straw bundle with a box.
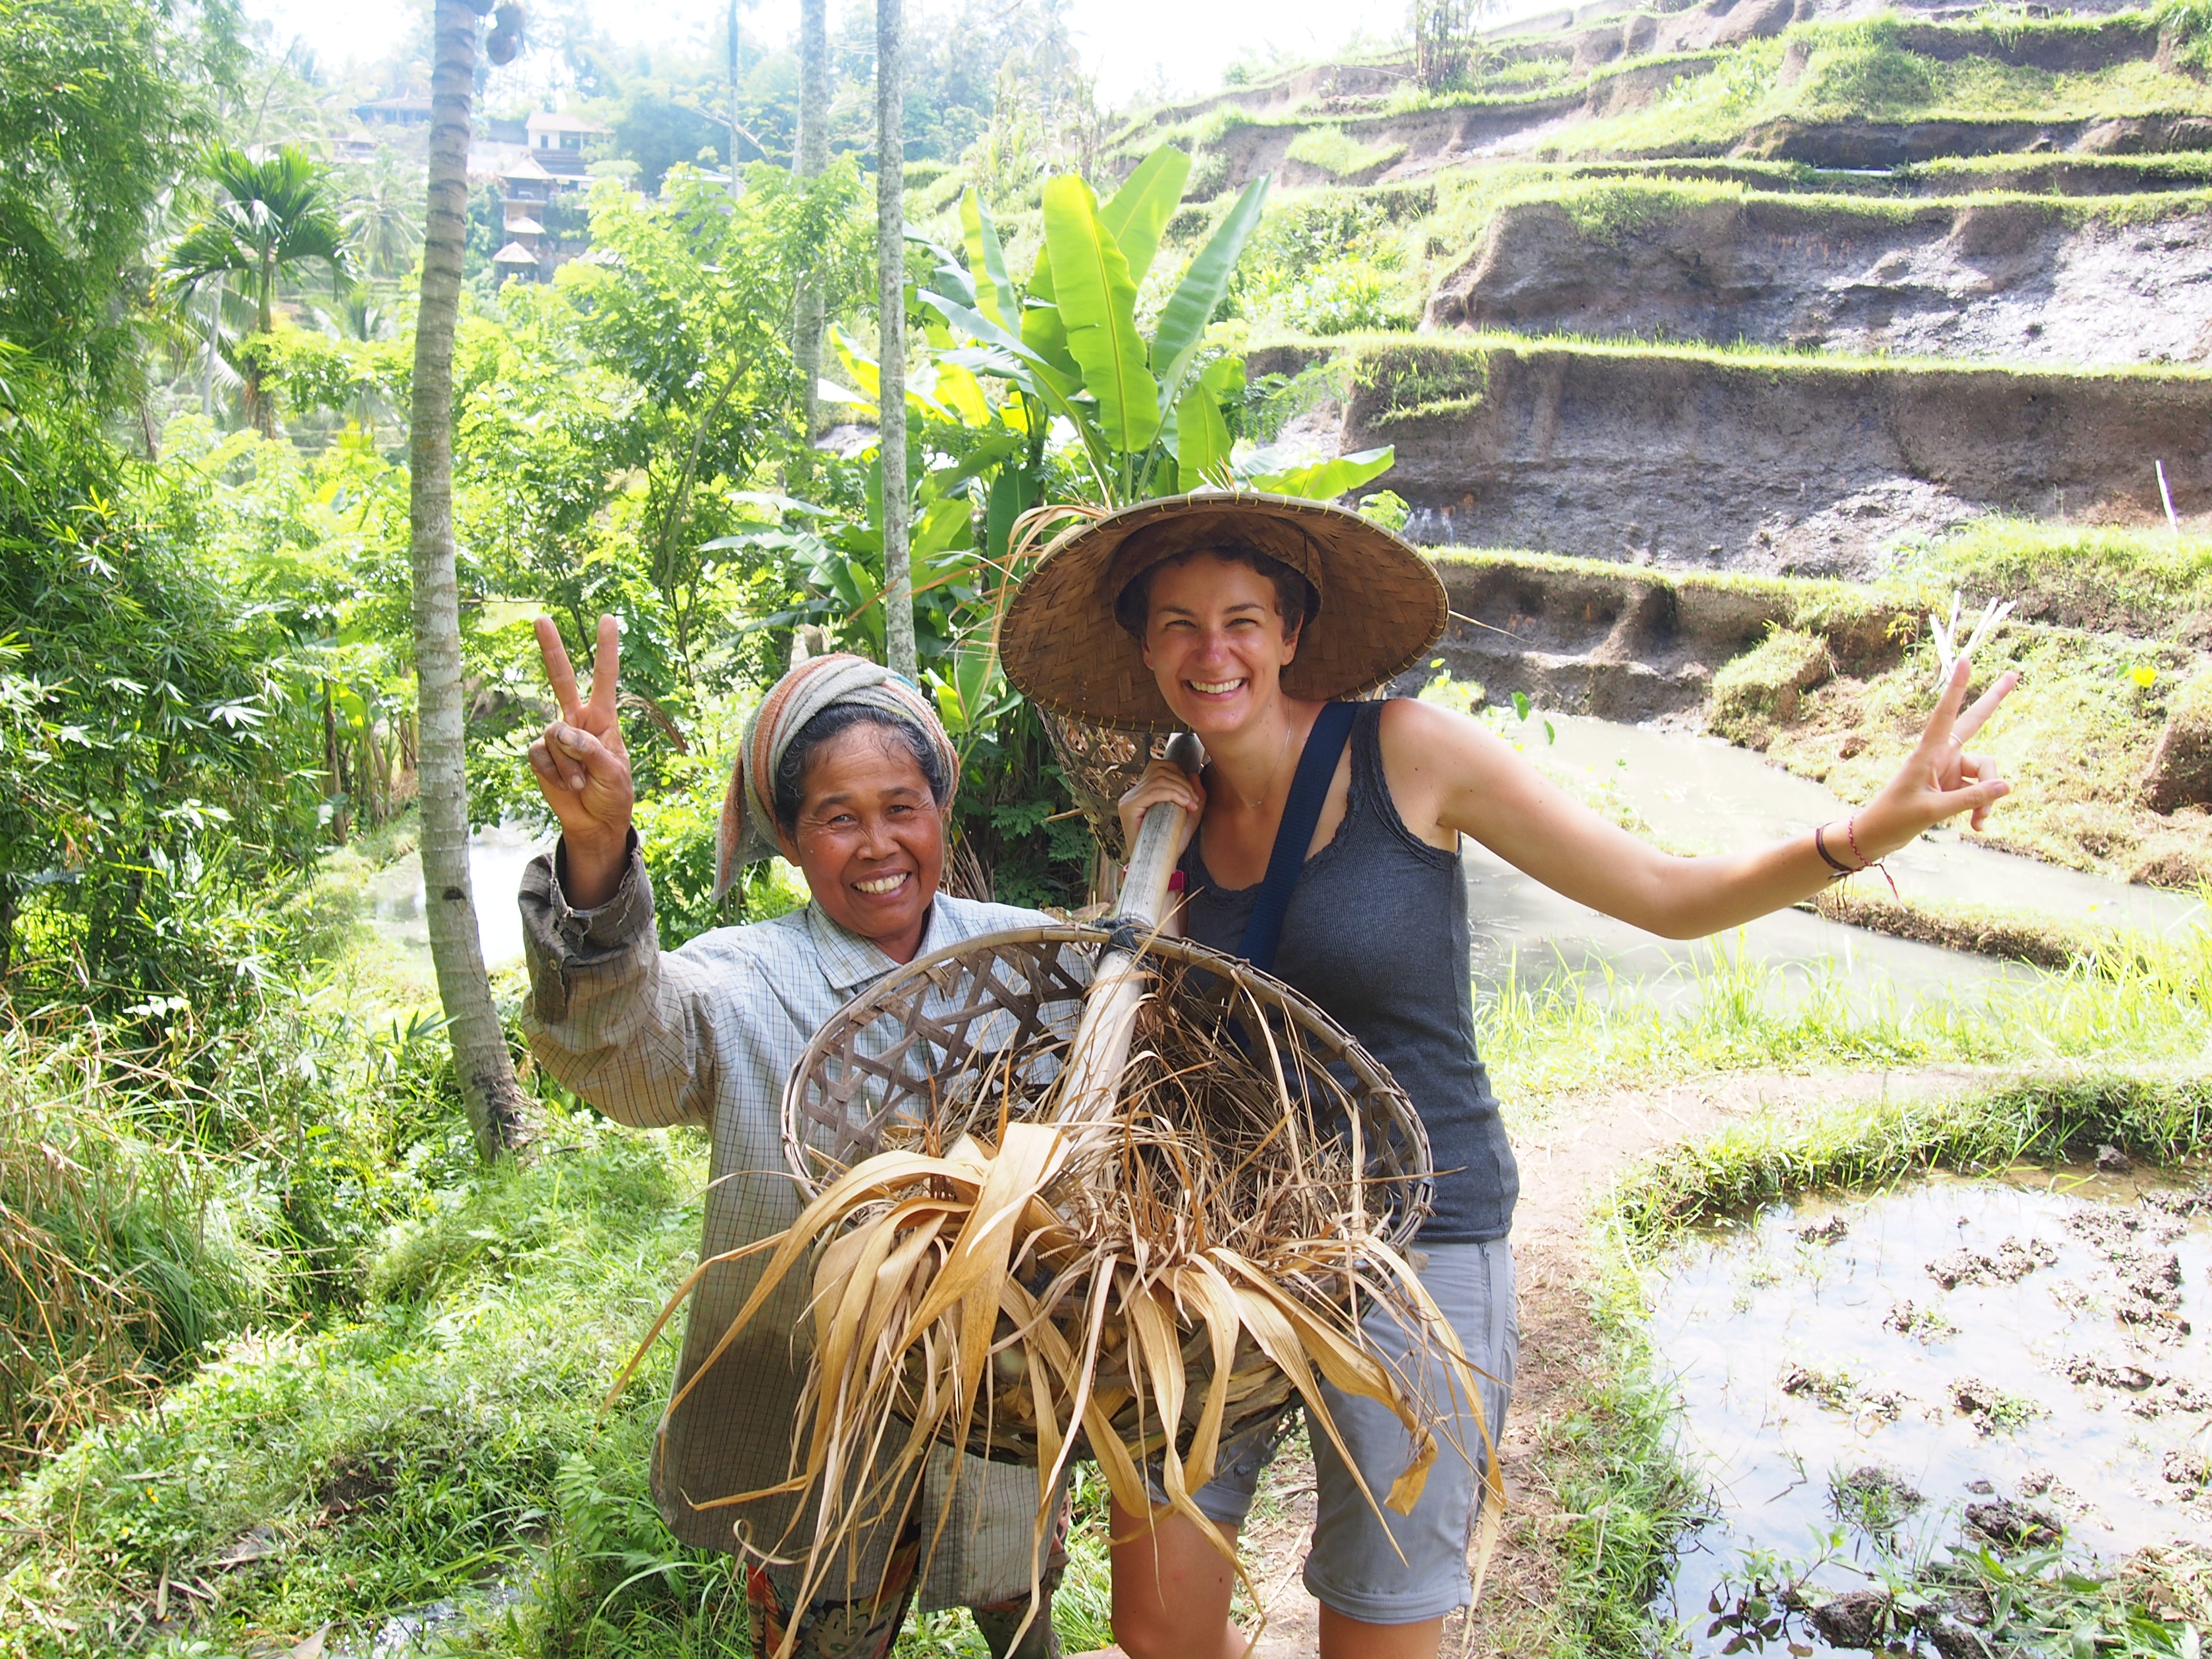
[613,926,1498,1648]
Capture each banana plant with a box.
[916,144,1274,509]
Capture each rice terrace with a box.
[1,0,2210,1654]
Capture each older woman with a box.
[999,495,2018,1659]
[518,617,1068,1659]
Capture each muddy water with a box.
[365,823,550,972]
[1648,1174,2212,1650]
[1461,713,2205,1007]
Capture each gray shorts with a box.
[1146,1238,1517,1624]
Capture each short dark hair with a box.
[1113,544,1319,642]
[770,704,950,832]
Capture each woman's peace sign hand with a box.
[1853,656,2019,859]
[528,614,633,906]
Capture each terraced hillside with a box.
[970,0,2212,887]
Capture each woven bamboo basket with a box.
[781,922,1433,1467]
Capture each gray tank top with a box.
[1177,700,1519,1243]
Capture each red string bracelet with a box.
[1844,813,1901,900]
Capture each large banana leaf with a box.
[1247,446,1396,502]
[1042,174,1159,456]
[1096,144,1191,289]
[1175,382,1233,492]
[959,188,1021,332]
[1151,175,1271,420]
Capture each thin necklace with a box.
[1239,719,1297,811]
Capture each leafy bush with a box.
[0,362,332,1020]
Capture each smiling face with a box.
[1138,552,1302,740]
[775,724,947,963]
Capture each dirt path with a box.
[1070,1064,1992,1659]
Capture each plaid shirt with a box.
[519,842,1073,1611]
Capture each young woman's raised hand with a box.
[528,615,634,904]
[1116,756,1208,862]
[1851,656,2019,858]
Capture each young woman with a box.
[998,495,2016,1659]
[519,620,1070,1659]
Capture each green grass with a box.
[1802,884,2145,971]
[1479,914,2212,1112]
[1607,1068,2212,1241]
[0,1111,708,1657]
[1469,1256,1707,1659]
[1263,330,2212,401]
[1283,126,1407,179]
[1555,21,2212,159]
[1885,515,2212,637]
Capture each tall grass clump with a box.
[1480,918,2212,1109]
[0,948,492,1481]
[0,1114,704,1657]
[1610,1069,2211,1242]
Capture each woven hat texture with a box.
[998,492,1447,731]
[712,653,955,901]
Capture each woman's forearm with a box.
[1629,821,1879,940]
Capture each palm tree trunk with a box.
[409,0,533,1163]
[790,0,829,444]
[876,0,915,680]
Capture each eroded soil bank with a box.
[1428,196,2212,366]
[1251,340,2212,576]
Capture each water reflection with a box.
[365,823,549,970]
[1648,1175,2212,1652]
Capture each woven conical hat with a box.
[998,492,1447,732]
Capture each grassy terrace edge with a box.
[1248,326,2212,385]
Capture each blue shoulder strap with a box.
[1236,701,1356,974]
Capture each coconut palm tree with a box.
[167,144,356,435]
[409,0,535,1163]
[341,147,425,280]
[877,0,915,679]
[791,0,829,442]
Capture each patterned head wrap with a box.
[712,653,958,902]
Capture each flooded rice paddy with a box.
[1464,715,2206,1009]
[1647,1170,2212,1652]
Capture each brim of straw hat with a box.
[998,491,1448,733]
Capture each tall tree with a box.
[876,0,915,680]
[410,0,533,1163]
[790,0,829,442]
[168,144,356,436]
[0,0,232,404]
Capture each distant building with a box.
[525,110,608,178]
[354,95,432,127]
[494,155,587,283]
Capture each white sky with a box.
[241,0,1475,108]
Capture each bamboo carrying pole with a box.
[1050,732,1204,1129]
